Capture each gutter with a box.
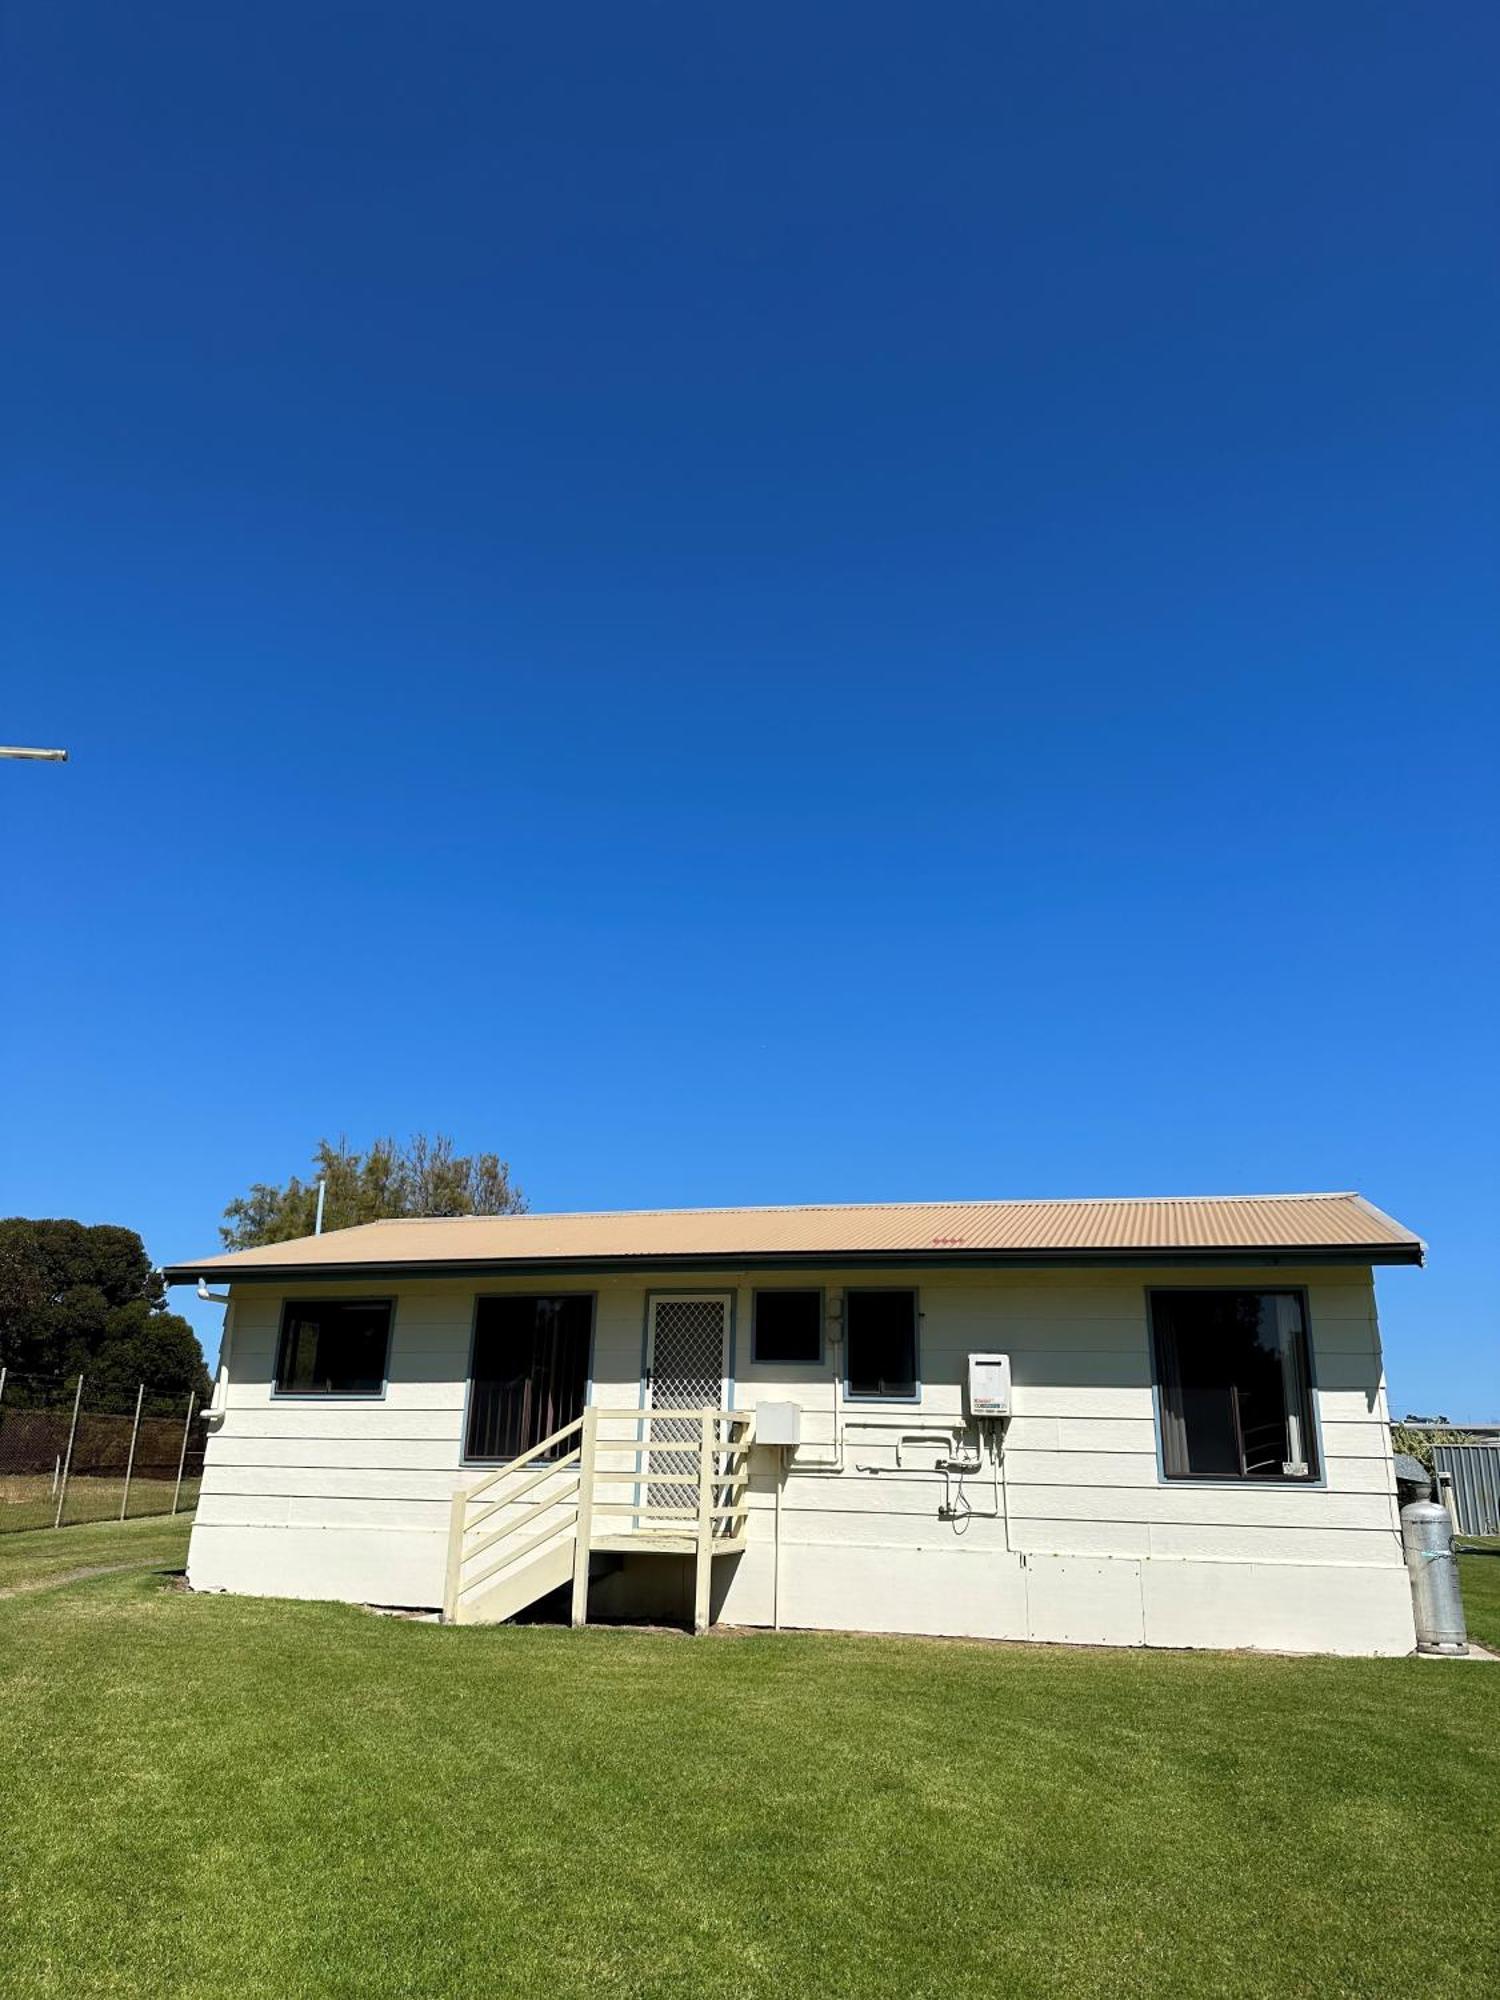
[164,1241,1426,1286]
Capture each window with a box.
[1151,1290,1317,1481]
[845,1289,918,1399]
[275,1299,392,1396]
[465,1294,592,1461]
[753,1289,823,1365]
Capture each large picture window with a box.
[1151,1289,1317,1481]
[465,1294,593,1461]
[275,1299,392,1397]
[845,1289,919,1400]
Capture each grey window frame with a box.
[843,1286,922,1404]
[272,1296,394,1400]
[1147,1285,1323,1486]
[751,1287,826,1367]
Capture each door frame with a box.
[638,1291,736,1519]
[641,1289,735,1412]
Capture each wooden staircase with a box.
[442,1405,754,1634]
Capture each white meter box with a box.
[756,1401,802,1446]
[967,1352,1012,1418]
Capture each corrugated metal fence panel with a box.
[1434,1444,1500,1538]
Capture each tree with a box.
[83,1300,211,1415]
[0,1218,211,1407]
[220,1134,527,1250]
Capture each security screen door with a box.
[644,1294,730,1511]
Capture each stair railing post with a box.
[693,1409,715,1636]
[119,1383,145,1520]
[571,1404,599,1629]
[443,1486,468,1624]
[54,1373,84,1530]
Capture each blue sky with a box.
[2,3,1495,1415]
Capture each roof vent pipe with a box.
[315,1178,326,1235]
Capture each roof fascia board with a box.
[165,1243,1423,1286]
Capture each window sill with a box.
[461,1453,575,1469]
[1159,1473,1325,1489]
[270,1389,389,1401]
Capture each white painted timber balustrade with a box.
[443,1406,754,1632]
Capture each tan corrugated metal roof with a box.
[165,1191,1423,1281]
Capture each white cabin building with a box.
[166,1191,1425,1656]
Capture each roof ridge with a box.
[361,1191,1361,1224]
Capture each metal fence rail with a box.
[1435,1442,1500,1539]
[0,1369,205,1533]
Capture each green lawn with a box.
[1459,1545,1500,1651]
[1,1525,1497,2000]
[0,1512,193,1589]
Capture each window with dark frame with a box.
[275,1299,392,1396]
[752,1289,823,1365]
[1151,1289,1318,1481]
[465,1294,592,1461]
[845,1289,918,1399]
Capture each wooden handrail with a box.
[462,1511,579,1598]
[590,1406,754,1426]
[447,1418,588,1620]
[598,1469,701,1487]
[590,1438,752,1460]
[462,1415,585,1500]
[464,1449,582,1534]
[464,1484,581,1566]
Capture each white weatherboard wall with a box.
[188,1265,1416,1655]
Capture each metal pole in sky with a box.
[0,746,68,761]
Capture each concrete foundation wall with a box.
[590,1537,1415,1655]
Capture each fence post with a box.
[170,1392,196,1516]
[53,1374,84,1530]
[119,1383,145,1521]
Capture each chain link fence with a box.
[0,1369,205,1533]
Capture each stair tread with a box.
[590,1533,747,1555]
